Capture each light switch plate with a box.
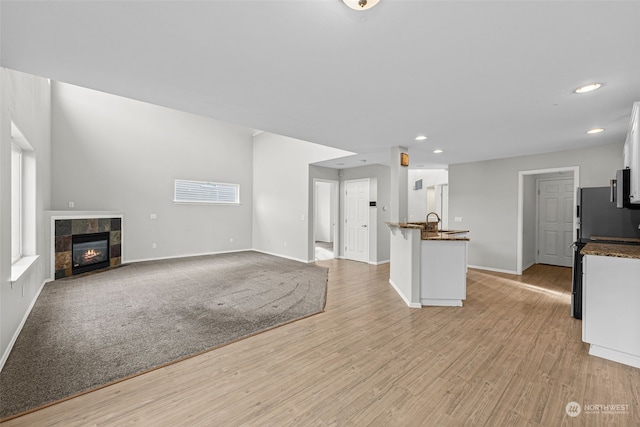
[454,216,463,223]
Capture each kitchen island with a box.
[581,242,640,368]
[386,222,469,307]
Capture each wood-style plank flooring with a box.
[3,260,639,426]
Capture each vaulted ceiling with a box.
[2,1,640,168]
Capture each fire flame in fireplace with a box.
[83,249,101,262]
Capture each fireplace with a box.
[72,232,110,275]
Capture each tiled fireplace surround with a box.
[54,217,122,279]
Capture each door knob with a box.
[362,224,368,227]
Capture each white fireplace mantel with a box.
[47,210,125,219]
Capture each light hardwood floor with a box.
[3,260,639,426]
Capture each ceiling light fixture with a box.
[586,128,605,134]
[433,149,443,154]
[574,83,602,94]
[343,0,380,11]
[415,135,427,141]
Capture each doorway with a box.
[426,184,449,231]
[314,180,338,261]
[517,167,579,274]
[344,178,370,263]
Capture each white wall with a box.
[339,164,391,264]
[51,82,254,262]
[449,142,623,273]
[0,68,52,367]
[253,132,350,262]
[407,169,448,222]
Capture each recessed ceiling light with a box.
[415,135,427,141]
[574,83,602,94]
[343,0,380,11]
[586,128,605,134]
[433,149,443,154]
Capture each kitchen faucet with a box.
[426,212,441,232]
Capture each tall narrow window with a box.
[11,143,23,264]
[10,121,35,268]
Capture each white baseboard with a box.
[388,279,421,308]
[370,259,390,265]
[0,278,50,372]
[589,344,640,369]
[420,298,463,307]
[251,249,309,264]
[468,265,518,275]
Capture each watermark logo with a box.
[566,401,630,417]
[565,401,582,417]
[583,403,630,415]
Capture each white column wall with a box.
[390,146,408,223]
[0,68,52,368]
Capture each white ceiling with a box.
[2,1,640,169]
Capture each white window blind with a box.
[174,179,240,204]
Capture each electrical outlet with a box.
[229,237,234,243]
[284,241,287,247]
[301,215,305,221]
[150,213,157,220]
[152,243,157,249]
[68,201,74,208]
[454,217,463,223]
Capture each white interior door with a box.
[538,178,574,267]
[345,179,370,263]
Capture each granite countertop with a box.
[581,242,640,260]
[385,222,469,241]
[591,235,640,244]
[420,230,469,241]
[385,222,424,229]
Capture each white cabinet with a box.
[625,102,640,204]
[583,254,640,368]
[420,240,467,306]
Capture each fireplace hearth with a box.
[72,232,110,275]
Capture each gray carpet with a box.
[0,251,328,420]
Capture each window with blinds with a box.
[174,179,240,204]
